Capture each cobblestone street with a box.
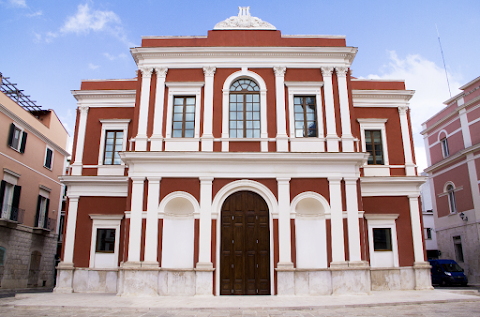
[1,300,480,317]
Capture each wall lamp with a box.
[459,212,468,222]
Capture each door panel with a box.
[220,191,270,295]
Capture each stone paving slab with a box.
[3,289,480,311]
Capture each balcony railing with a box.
[0,205,24,223]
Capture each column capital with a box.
[78,105,89,114]
[273,66,286,77]
[147,176,162,182]
[203,66,216,76]
[276,177,291,183]
[68,195,80,202]
[327,177,342,183]
[335,66,348,77]
[408,194,420,199]
[321,66,334,77]
[343,177,359,184]
[398,105,409,115]
[131,176,146,183]
[139,67,153,78]
[154,67,168,78]
[200,176,214,183]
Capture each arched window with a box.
[229,79,260,138]
[447,184,457,214]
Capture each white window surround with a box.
[97,119,130,175]
[285,81,325,152]
[88,214,123,269]
[39,185,50,199]
[164,82,203,151]
[364,213,399,268]
[358,118,389,176]
[43,146,54,170]
[442,181,459,214]
[3,169,20,185]
[9,123,25,152]
[221,69,268,152]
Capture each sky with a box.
[1,0,479,172]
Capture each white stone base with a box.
[331,268,370,295]
[370,267,415,291]
[414,262,434,290]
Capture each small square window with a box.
[96,228,116,253]
[373,228,392,251]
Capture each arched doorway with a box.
[220,191,270,295]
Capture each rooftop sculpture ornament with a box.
[213,6,276,30]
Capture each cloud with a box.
[88,63,100,70]
[364,51,462,172]
[8,0,27,7]
[103,52,128,61]
[46,2,134,47]
[26,10,42,17]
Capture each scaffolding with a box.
[0,72,43,112]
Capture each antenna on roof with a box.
[435,24,451,97]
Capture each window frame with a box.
[440,137,449,158]
[7,123,27,153]
[44,146,54,170]
[97,119,130,167]
[444,182,458,214]
[1,169,21,222]
[358,119,389,166]
[165,82,203,139]
[89,214,123,268]
[172,96,197,138]
[365,214,399,268]
[35,187,50,229]
[229,78,261,139]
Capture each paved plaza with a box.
[0,290,479,316]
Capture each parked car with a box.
[429,259,468,286]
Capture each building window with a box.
[44,147,53,169]
[35,195,50,229]
[0,247,5,266]
[441,137,449,158]
[373,228,392,251]
[103,130,123,165]
[0,180,21,222]
[425,228,432,240]
[229,79,260,138]
[294,96,317,137]
[172,97,196,138]
[7,123,27,153]
[453,236,464,262]
[446,184,457,214]
[95,229,116,253]
[365,130,384,165]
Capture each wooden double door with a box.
[220,191,271,295]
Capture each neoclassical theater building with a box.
[55,8,431,296]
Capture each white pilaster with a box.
[127,177,145,264]
[274,66,288,152]
[459,108,472,148]
[277,178,293,268]
[144,177,161,266]
[136,67,153,151]
[61,196,79,265]
[398,106,415,176]
[321,67,339,152]
[344,178,361,263]
[198,177,213,267]
[336,67,354,152]
[408,195,425,263]
[202,67,216,152]
[328,177,346,265]
[466,154,480,221]
[150,67,168,151]
[71,106,89,175]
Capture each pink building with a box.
[422,76,480,284]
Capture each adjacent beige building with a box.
[0,73,69,289]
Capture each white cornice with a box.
[424,142,480,174]
[71,90,136,108]
[130,46,358,67]
[119,152,368,179]
[60,175,129,197]
[352,90,414,108]
[360,176,426,197]
[284,81,324,88]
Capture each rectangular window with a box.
[172,96,195,138]
[0,180,21,222]
[44,147,53,169]
[7,123,27,153]
[365,130,384,165]
[373,228,392,251]
[453,236,464,262]
[294,96,317,137]
[425,228,432,240]
[441,138,449,158]
[96,228,116,253]
[229,93,260,138]
[35,195,49,229]
[103,130,123,165]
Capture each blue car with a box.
[429,259,468,286]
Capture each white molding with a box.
[97,119,130,167]
[366,215,400,268]
[352,90,414,108]
[360,176,426,197]
[71,90,136,108]
[158,191,200,218]
[88,216,122,269]
[357,118,389,166]
[60,176,128,197]
[290,191,331,218]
